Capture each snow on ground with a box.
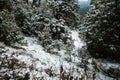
[0,32,85,79]
[71,30,85,49]
[0,30,120,80]
[19,36,85,79]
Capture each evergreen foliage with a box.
[0,10,24,45]
[83,0,120,62]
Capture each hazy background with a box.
[78,0,91,15]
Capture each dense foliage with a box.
[0,0,120,80]
[0,0,79,52]
[83,0,120,62]
[0,10,23,45]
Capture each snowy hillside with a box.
[1,29,119,80]
[0,0,120,80]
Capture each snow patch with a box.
[71,30,85,49]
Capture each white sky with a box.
[78,0,89,1]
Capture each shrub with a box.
[0,10,24,45]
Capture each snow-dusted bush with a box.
[30,15,74,53]
[0,10,24,45]
[52,1,79,28]
[11,0,77,53]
